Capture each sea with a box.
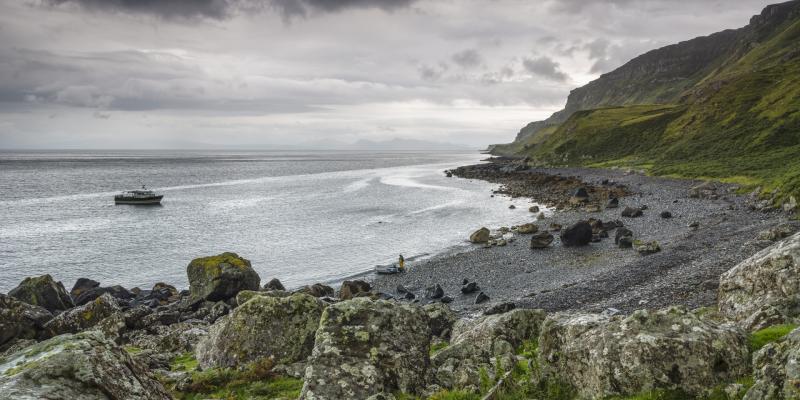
[0,150,543,293]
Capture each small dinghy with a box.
[375,264,400,274]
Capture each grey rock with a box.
[8,275,73,313]
[264,277,286,291]
[621,206,643,218]
[530,232,555,249]
[0,294,52,349]
[470,227,491,244]
[339,280,372,300]
[186,252,260,302]
[43,293,121,336]
[560,221,593,247]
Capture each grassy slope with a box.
[519,17,800,201]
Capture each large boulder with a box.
[431,309,546,390]
[8,275,73,313]
[560,221,593,247]
[0,331,171,400]
[186,252,261,301]
[339,280,372,300]
[719,232,800,330]
[469,227,491,244]
[0,294,52,349]
[539,307,749,399]
[299,298,431,399]
[745,327,800,400]
[43,293,122,336]
[69,278,100,299]
[196,293,323,368]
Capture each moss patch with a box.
[430,341,449,356]
[170,352,199,372]
[169,357,303,400]
[749,324,797,352]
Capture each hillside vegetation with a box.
[498,0,800,202]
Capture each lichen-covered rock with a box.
[538,307,750,399]
[299,298,431,399]
[43,293,121,336]
[8,275,73,313]
[186,252,261,301]
[196,293,323,368]
[0,331,171,400]
[745,327,800,400]
[719,232,800,330]
[0,294,52,349]
[235,289,291,306]
[431,309,546,390]
[423,302,457,339]
[339,280,372,300]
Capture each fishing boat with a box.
[374,263,401,274]
[114,185,163,205]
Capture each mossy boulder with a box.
[538,307,750,399]
[186,252,261,302]
[43,293,122,336]
[0,294,52,349]
[0,331,171,399]
[8,274,73,313]
[745,326,800,399]
[196,293,323,368]
[299,298,431,399]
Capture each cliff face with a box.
[513,0,800,144]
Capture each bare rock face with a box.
[186,252,261,302]
[538,307,750,399]
[745,327,800,400]
[0,294,52,349]
[196,293,323,368]
[8,275,73,313]
[431,309,546,390]
[299,298,431,400]
[0,331,171,400]
[43,293,121,336]
[718,232,800,330]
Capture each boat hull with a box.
[114,195,163,205]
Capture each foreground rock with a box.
[8,275,73,313]
[43,293,121,336]
[539,307,749,398]
[745,327,800,400]
[0,331,171,400]
[196,293,323,368]
[186,252,261,301]
[0,294,52,349]
[299,298,430,399]
[719,231,800,330]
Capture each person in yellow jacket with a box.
[398,254,405,272]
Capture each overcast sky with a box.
[0,0,775,149]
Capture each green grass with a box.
[749,324,797,352]
[428,390,481,400]
[430,341,449,356]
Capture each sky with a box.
[0,0,776,149]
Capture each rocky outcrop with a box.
[0,294,52,349]
[539,307,750,398]
[719,232,800,330]
[0,331,171,400]
[43,293,121,336]
[470,227,491,244]
[196,293,323,368]
[8,275,73,313]
[299,298,431,399]
[186,252,261,301]
[745,327,800,400]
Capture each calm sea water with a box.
[0,150,542,293]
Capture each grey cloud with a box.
[451,49,483,69]
[522,56,568,82]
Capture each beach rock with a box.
[474,292,490,304]
[299,298,431,399]
[515,223,538,234]
[43,293,122,336]
[560,221,593,247]
[74,285,134,306]
[538,212,546,219]
[508,204,516,209]
[186,252,260,302]
[757,223,795,241]
[530,232,555,249]
[296,283,335,298]
[606,197,619,209]
[635,240,661,255]
[784,195,798,213]
[264,277,286,291]
[396,285,409,295]
[484,302,515,315]
[8,274,73,313]
[339,280,372,300]
[660,211,673,218]
[441,296,453,304]
[539,307,749,398]
[461,281,479,294]
[431,309,546,389]
[618,236,634,249]
[529,205,540,213]
[469,227,491,244]
[689,221,700,230]
[719,231,800,330]
[425,284,445,299]
[0,331,171,400]
[690,181,718,199]
[621,206,643,218]
[745,327,800,399]
[196,293,323,368]
[0,294,52,348]
[573,187,589,198]
[584,204,601,213]
[70,278,100,299]
[549,223,562,231]
[424,302,457,339]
